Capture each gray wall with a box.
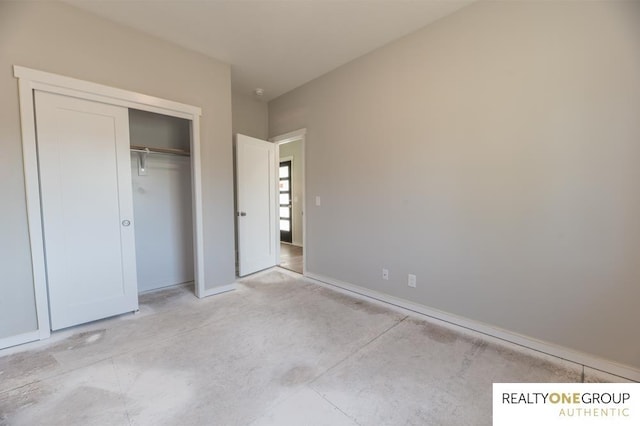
[131,154,194,292]
[129,109,191,151]
[232,91,268,140]
[0,1,235,341]
[269,1,640,369]
[279,140,303,247]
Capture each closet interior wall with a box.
[129,109,194,293]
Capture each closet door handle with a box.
[237,212,247,217]
[122,220,131,227]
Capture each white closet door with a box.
[35,91,138,330]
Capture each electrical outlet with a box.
[408,274,416,288]
[382,268,389,280]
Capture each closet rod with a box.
[130,145,190,157]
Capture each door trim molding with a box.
[12,65,206,348]
[271,128,307,145]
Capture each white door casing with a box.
[35,91,138,330]
[236,134,277,276]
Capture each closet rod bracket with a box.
[137,147,150,176]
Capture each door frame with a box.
[13,66,206,345]
[271,128,307,275]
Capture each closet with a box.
[11,66,207,347]
[34,93,195,331]
[129,109,194,293]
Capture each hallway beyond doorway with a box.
[280,243,302,274]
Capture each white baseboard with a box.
[0,330,42,351]
[199,283,236,298]
[304,271,640,382]
[139,280,194,295]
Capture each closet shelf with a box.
[130,145,190,157]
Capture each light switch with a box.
[408,274,417,288]
[315,196,321,206]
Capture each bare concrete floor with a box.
[0,269,623,425]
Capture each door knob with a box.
[237,212,247,217]
[122,220,131,226]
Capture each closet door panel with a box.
[35,91,138,330]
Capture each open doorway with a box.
[274,130,306,274]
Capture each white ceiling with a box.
[65,0,473,101]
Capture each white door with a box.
[236,134,277,276]
[35,91,138,330]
